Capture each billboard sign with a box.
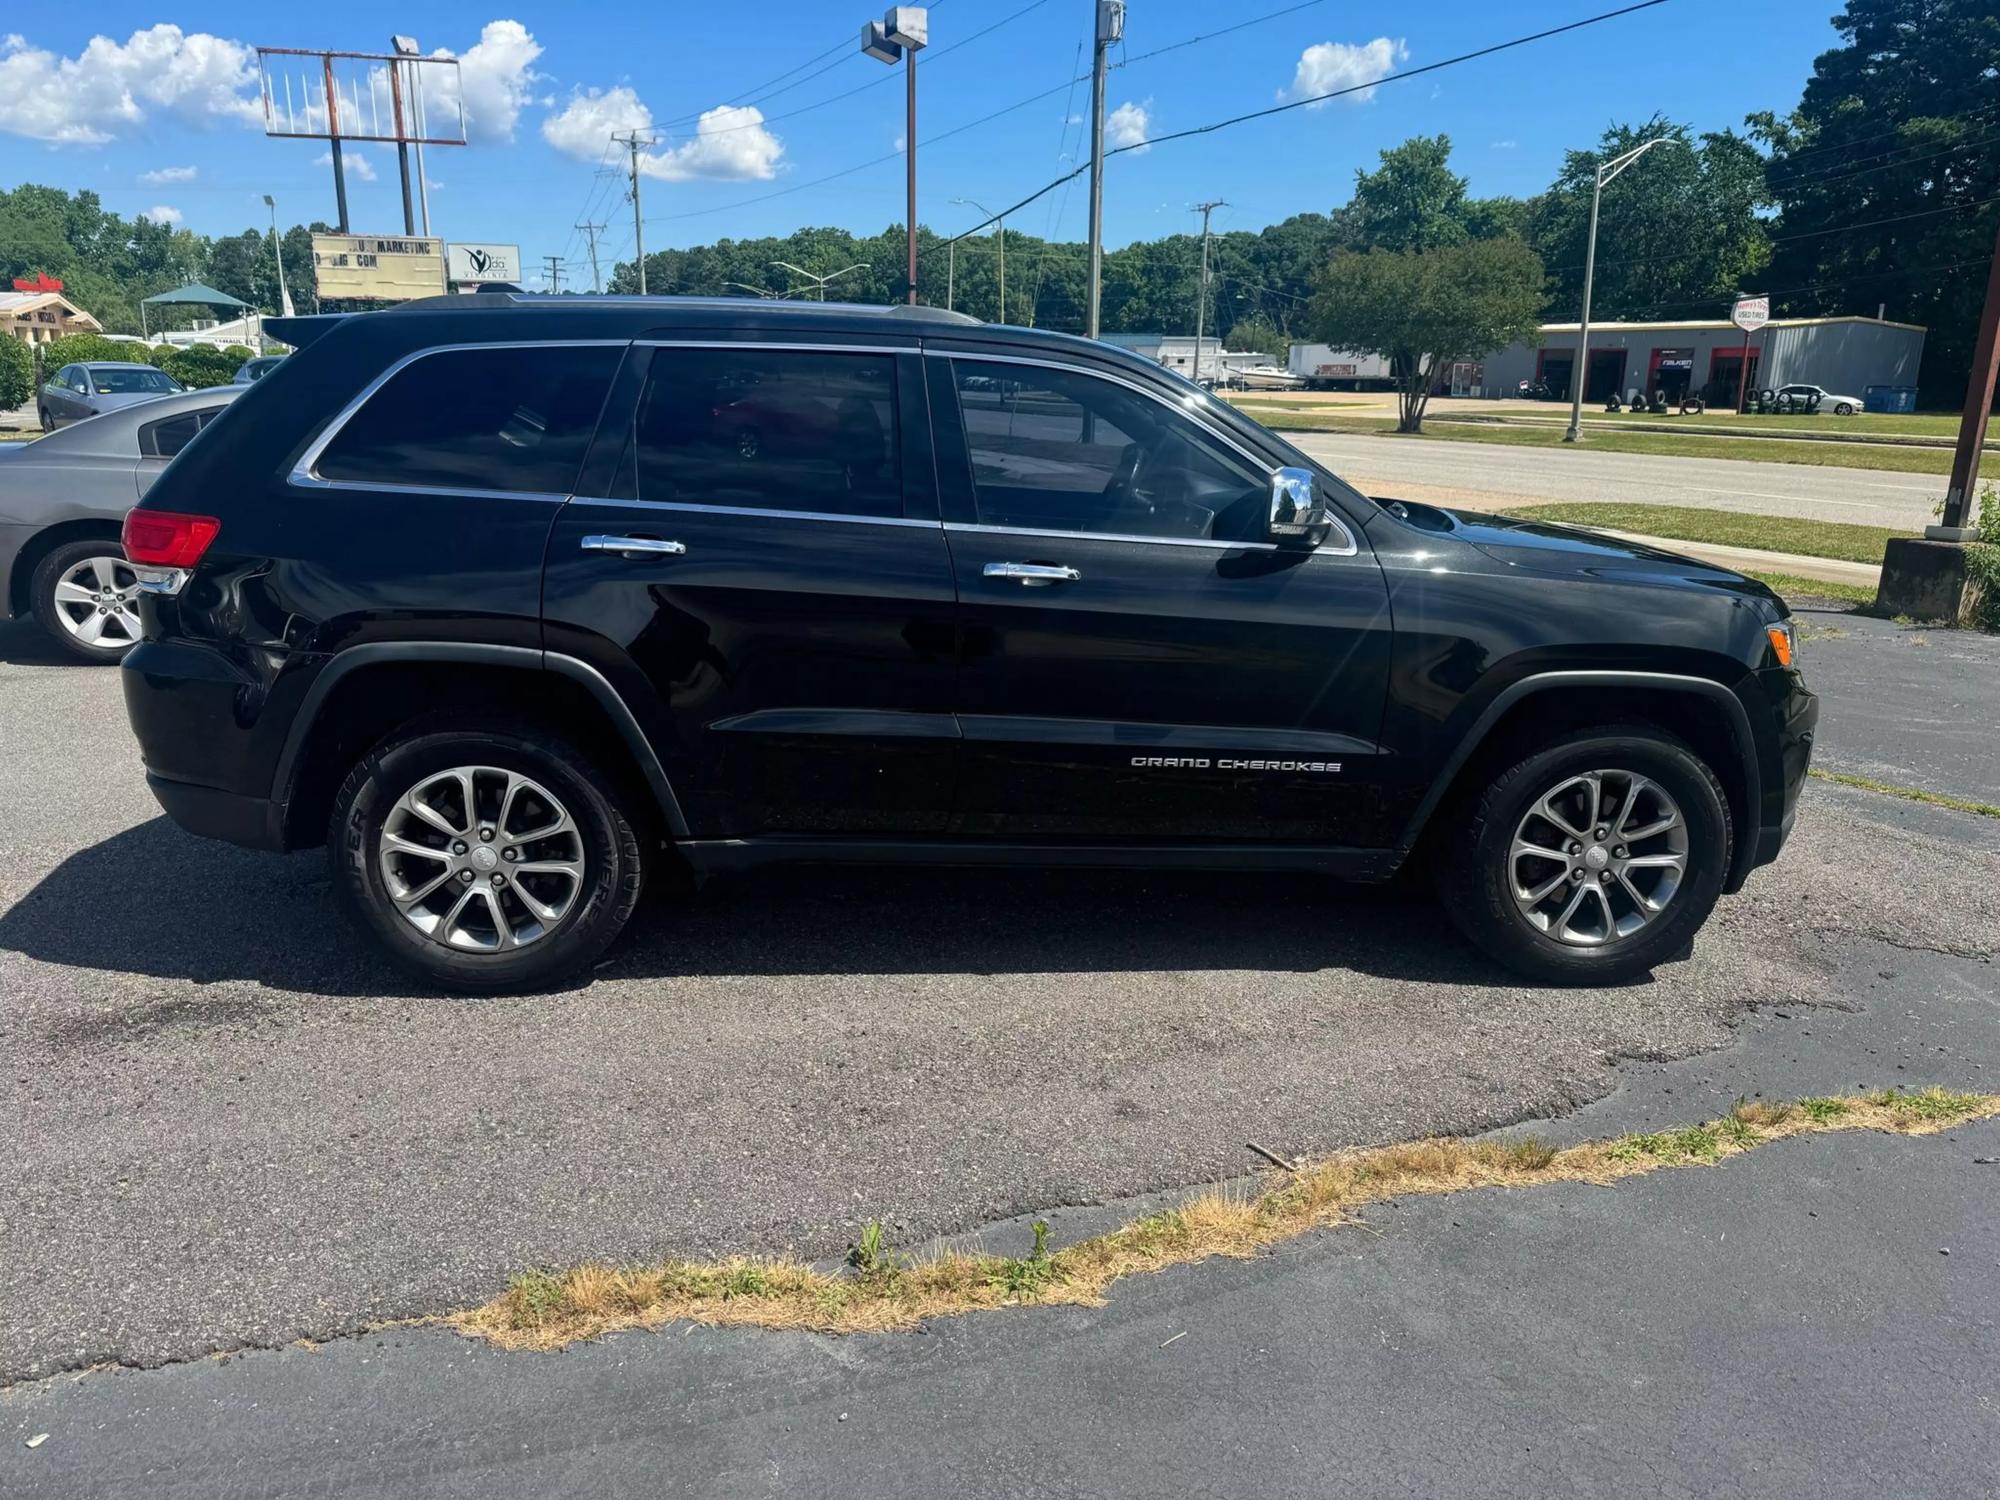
[447,242,523,285]
[1731,295,1770,333]
[312,234,447,302]
[258,48,466,146]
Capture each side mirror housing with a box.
[1267,466,1333,548]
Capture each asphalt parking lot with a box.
[3,595,1997,1403]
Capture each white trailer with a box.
[1286,343,1394,391]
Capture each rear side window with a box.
[626,347,900,518]
[139,409,213,459]
[314,344,621,495]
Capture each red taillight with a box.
[123,510,220,568]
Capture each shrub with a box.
[39,332,152,370]
[0,336,33,410]
[158,343,250,389]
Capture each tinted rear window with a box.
[314,344,622,495]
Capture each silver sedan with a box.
[37,361,187,431]
[1,386,241,662]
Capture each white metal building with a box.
[1475,315,1926,405]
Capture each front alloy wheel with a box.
[1437,726,1730,985]
[1508,770,1688,948]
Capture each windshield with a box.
[91,367,181,395]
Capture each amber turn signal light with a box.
[1766,623,1794,668]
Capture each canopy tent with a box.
[141,283,254,340]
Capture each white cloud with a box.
[314,148,377,181]
[141,204,183,225]
[427,20,544,143]
[1107,100,1150,153]
[645,104,783,182]
[0,25,260,145]
[541,85,653,160]
[1490,139,1518,150]
[141,164,197,183]
[1282,38,1408,107]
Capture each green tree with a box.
[1750,0,2000,404]
[1528,116,1769,323]
[1226,312,1289,361]
[0,337,32,410]
[1347,136,1472,253]
[1312,238,1546,432]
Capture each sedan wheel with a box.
[30,541,144,663]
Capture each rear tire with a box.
[1435,726,1731,985]
[330,721,645,993]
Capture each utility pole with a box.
[947,239,954,311]
[576,221,606,294]
[1933,212,2000,537]
[1085,0,1124,340]
[1191,200,1225,388]
[543,255,564,295]
[614,130,658,294]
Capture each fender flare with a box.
[271,641,690,841]
[1397,669,1762,886]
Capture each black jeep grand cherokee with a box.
[120,295,1816,991]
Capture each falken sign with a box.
[446,242,523,287]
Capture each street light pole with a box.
[864,10,929,303]
[771,261,869,302]
[951,198,1003,322]
[1086,1,1124,340]
[1564,135,1682,443]
[262,194,293,320]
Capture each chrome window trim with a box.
[570,496,937,530]
[946,521,1277,553]
[287,339,633,494]
[635,339,920,355]
[930,349,1361,557]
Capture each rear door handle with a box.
[581,534,687,558]
[984,561,1081,586]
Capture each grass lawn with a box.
[1742,571,1876,607]
[1231,405,1955,476]
[1486,407,1971,439]
[1505,501,1903,565]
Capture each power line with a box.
[946,0,1674,244]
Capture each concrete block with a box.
[1873,537,1972,621]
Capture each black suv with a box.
[119,296,1817,991]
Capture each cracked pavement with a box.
[2,604,1997,1496]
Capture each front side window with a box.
[628,347,900,518]
[951,360,1267,542]
[314,344,622,495]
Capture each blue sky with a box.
[4,2,1841,285]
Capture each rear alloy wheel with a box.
[1437,727,1731,984]
[30,540,143,663]
[332,723,645,992]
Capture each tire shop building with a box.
[1476,314,1927,406]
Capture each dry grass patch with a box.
[451,1088,1999,1352]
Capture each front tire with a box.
[330,722,645,992]
[1435,727,1731,985]
[30,539,143,663]
[1833,402,1856,415]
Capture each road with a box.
[2,609,1997,1494]
[1286,429,1942,531]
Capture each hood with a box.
[86,391,175,413]
[1376,497,1782,602]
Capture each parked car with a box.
[232,355,287,384]
[37,362,186,431]
[118,294,1817,992]
[1775,383,1862,416]
[1,386,241,661]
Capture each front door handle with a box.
[984,561,1081,587]
[581,534,688,559]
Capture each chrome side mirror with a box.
[1267,466,1332,548]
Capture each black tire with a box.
[36,405,52,432]
[29,538,141,664]
[1435,726,1731,985]
[330,721,645,993]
